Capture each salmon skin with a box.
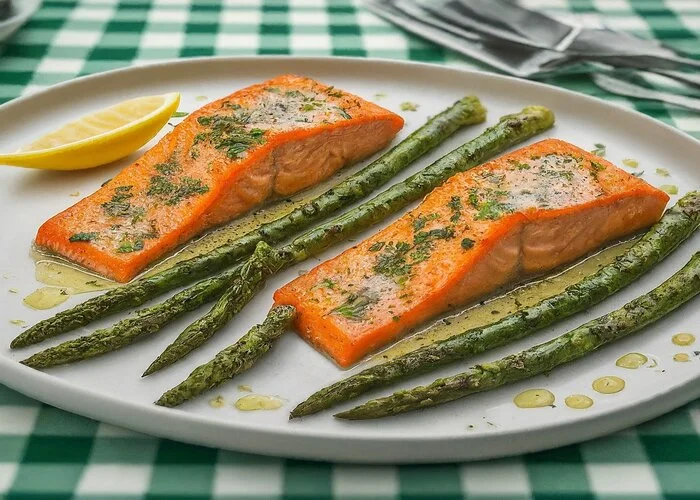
[35,75,404,282]
[274,139,670,367]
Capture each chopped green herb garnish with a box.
[368,241,385,252]
[264,87,280,93]
[659,184,678,194]
[474,200,514,221]
[461,238,475,250]
[413,227,454,245]
[69,232,98,242]
[448,196,462,223]
[331,291,377,321]
[656,168,670,177]
[400,101,419,112]
[155,159,180,176]
[195,111,266,159]
[591,143,606,157]
[171,111,189,118]
[147,175,176,196]
[319,278,336,290]
[335,107,352,119]
[622,158,638,168]
[116,238,145,253]
[325,86,344,98]
[373,92,387,100]
[166,177,209,205]
[412,213,439,232]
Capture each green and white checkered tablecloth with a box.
[1,0,699,498]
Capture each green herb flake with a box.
[155,159,180,176]
[264,87,280,93]
[474,200,514,221]
[400,101,419,112]
[591,143,606,157]
[331,292,377,321]
[368,241,385,252]
[622,158,638,168]
[195,111,266,159]
[325,86,344,98]
[413,227,455,245]
[656,168,670,177]
[468,189,480,208]
[166,177,209,205]
[116,238,145,254]
[69,232,98,242]
[373,92,387,100]
[319,278,336,290]
[461,238,475,250]
[659,184,678,195]
[171,111,189,118]
[412,213,439,232]
[448,196,462,223]
[335,107,352,120]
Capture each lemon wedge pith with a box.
[0,92,180,170]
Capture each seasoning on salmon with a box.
[35,75,404,282]
[273,139,670,367]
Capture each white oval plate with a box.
[0,57,698,463]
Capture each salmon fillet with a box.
[273,139,670,367]
[35,75,404,282]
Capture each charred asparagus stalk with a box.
[155,305,296,408]
[12,96,485,349]
[336,252,700,420]
[291,191,700,417]
[144,106,555,374]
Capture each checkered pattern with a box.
[0,0,699,497]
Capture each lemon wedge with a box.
[0,92,181,170]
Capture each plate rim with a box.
[1,55,699,463]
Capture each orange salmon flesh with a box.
[35,75,404,282]
[273,139,670,367]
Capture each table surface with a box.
[1,0,699,498]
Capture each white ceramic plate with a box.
[0,57,698,463]
[0,0,41,44]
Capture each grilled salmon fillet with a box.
[35,75,404,282]
[274,139,670,367]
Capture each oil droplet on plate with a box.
[9,319,26,327]
[672,333,695,346]
[592,376,625,394]
[565,394,593,409]
[234,395,283,411]
[23,287,70,310]
[615,352,648,369]
[513,389,555,408]
[673,353,690,362]
[237,384,252,392]
[209,395,225,408]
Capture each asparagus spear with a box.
[155,305,296,408]
[20,106,553,370]
[337,251,700,420]
[20,243,277,369]
[143,106,556,374]
[11,97,485,349]
[291,191,700,417]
